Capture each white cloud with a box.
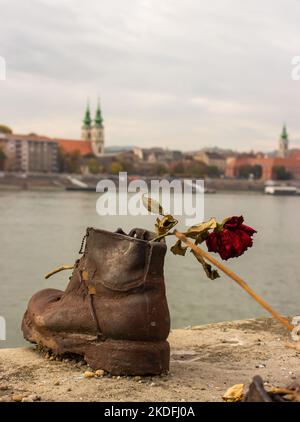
[0,0,300,151]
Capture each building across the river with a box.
[0,102,105,173]
[1,133,58,173]
[225,125,300,180]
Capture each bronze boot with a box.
[22,227,170,375]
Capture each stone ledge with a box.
[0,317,298,402]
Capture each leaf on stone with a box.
[222,384,244,402]
[142,194,164,215]
[285,341,300,352]
[192,251,220,280]
[184,218,218,240]
[170,240,188,256]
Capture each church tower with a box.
[278,124,289,158]
[91,101,105,156]
[81,103,92,141]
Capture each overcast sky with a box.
[0,0,300,151]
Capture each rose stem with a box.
[175,230,294,331]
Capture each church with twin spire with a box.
[56,101,105,158]
[81,102,105,157]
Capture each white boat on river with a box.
[264,185,300,195]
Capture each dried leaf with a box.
[184,218,218,240]
[192,251,220,280]
[285,341,300,352]
[268,387,300,401]
[194,231,210,246]
[170,240,188,256]
[142,195,164,216]
[269,387,295,395]
[155,215,178,235]
[222,384,244,402]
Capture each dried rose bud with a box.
[206,216,257,260]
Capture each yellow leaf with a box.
[155,215,178,235]
[222,384,244,402]
[170,240,187,256]
[142,195,164,215]
[185,218,218,239]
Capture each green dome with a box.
[94,102,103,126]
[83,104,92,127]
[281,124,288,140]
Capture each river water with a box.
[1,189,300,348]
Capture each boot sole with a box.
[22,315,170,376]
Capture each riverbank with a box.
[0,173,268,192]
[0,317,298,402]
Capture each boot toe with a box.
[25,288,63,327]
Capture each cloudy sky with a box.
[0,0,300,151]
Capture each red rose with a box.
[206,216,257,260]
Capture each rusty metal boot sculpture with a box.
[22,227,170,375]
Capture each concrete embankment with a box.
[0,174,267,192]
[0,318,299,402]
[3,173,300,192]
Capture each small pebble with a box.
[28,394,40,401]
[95,369,105,377]
[12,395,24,402]
[54,381,60,386]
[84,371,95,378]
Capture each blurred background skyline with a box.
[1,0,300,151]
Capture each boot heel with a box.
[84,339,170,375]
